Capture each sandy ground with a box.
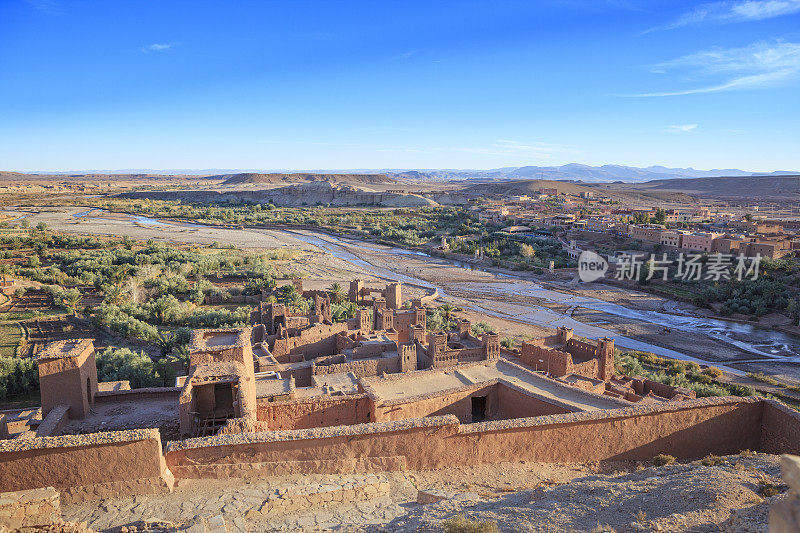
[6,206,800,382]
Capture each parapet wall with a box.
[165,397,776,478]
[760,400,800,455]
[0,429,174,503]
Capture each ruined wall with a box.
[165,397,767,477]
[0,487,60,530]
[255,395,373,430]
[497,384,573,419]
[566,339,599,360]
[572,359,599,378]
[0,429,173,503]
[278,364,314,388]
[271,323,350,360]
[373,383,498,423]
[519,344,572,376]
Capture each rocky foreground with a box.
[29,452,794,532]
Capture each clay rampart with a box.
[164,397,772,476]
[0,429,173,503]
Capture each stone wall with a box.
[0,428,174,503]
[0,487,59,530]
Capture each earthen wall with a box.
[373,383,498,423]
[165,397,766,476]
[255,395,373,430]
[496,384,573,419]
[0,429,173,502]
[313,357,400,378]
[760,400,800,455]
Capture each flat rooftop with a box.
[255,376,292,398]
[365,359,628,412]
[311,371,360,394]
[36,338,92,361]
[61,395,180,441]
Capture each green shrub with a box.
[95,347,174,388]
[701,454,723,466]
[0,355,39,400]
[652,454,676,467]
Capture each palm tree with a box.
[328,282,345,304]
[62,290,83,316]
[439,304,456,322]
[0,264,11,286]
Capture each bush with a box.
[748,372,779,385]
[758,476,781,497]
[701,454,723,466]
[652,454,676,467]
[500,337,515,349]
[471,322,495,336]
[95,347,174,388]
[441,515,500,533]
[703,366,723,378]
[0,355,39,400]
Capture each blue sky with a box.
[1,0,799,172]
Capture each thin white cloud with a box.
[391,50,418,61]
[666,124,699,133]
[645,0,800,32]
[141,43,178,54]
[25,0,61,15]
[624,40,800,96]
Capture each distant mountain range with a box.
[6,164,798,183]
[387,165,799,183]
